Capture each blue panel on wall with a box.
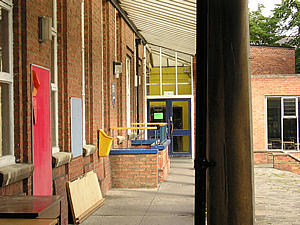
[71,97,83,157]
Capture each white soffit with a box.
[119,0,196,55]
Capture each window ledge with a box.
[52,152,72,168]
[83,145,96,157]
[0,155,16,167]
[0,163,34,187]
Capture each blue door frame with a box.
[147,99,191,156]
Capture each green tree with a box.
[249,4,283,45]
[273,0,300,47]
[273,0,300,73]
[249,1,300,73]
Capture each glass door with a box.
[172,100,191,154]
[148,99,191,155]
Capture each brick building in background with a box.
[0,0,148,224]
[251,45,300,174]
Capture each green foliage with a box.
[272,0,300,47]
[273,0,300,73]
[249,0,300,73]
[296,48,300,73]
[249,4,283,45]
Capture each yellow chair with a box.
[98,129,113,157]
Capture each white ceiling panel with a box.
[119,0,196,55]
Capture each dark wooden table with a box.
[0,196,62,223]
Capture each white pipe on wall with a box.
[8,6,13,155]
[81,0,86,145]
[144,45,147,138]
[101,4,105,129]
[51,0,59,153]
[175,52,178,95]
[159,47,162,96]
[190,55,194,159]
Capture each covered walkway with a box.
[81,158,195,225]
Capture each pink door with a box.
[32,65,52,196]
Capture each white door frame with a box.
[126,57,131,127]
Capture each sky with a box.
[248,0,282,16]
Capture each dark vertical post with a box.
[206,0,254,224]
[195,0,209,224]
[135,39,141,124]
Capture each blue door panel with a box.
[147,99,191,156]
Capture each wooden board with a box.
[0,218,58,225]
[67,171,104,224]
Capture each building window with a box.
[0,1,13,157]
[146,45,193,97]
[267,97,300,151]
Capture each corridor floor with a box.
[81,158,195,225]
[80,159,300,225]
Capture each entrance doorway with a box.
[147,99,191,155]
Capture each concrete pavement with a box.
[81,158,195,225]
[80,159,300,225]
[255,165,300,225]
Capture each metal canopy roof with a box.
[119,0,196,55]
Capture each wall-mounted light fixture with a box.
[113,61,122,78]
[38,16,52,43]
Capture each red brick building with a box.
[0,0,153,224]
[251,45,300,173]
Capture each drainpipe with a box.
[136,39,141,124]
[81,0,86,145]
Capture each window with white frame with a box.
[0,1,13,157]
[267,96,300,151]
[146,45,193,97]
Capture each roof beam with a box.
[108,0,147,44]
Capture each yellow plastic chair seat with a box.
[98,129,113,157]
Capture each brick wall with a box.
[103,1,145,138]
[84,0,104,145]
[3,0,151,224]
[250,46,299,165]
[273,153,300,175]
[253,151,277,164]
[158,148,170,182]
[250,45,295,75]
[110,153,158,188]
[251,75,300,152]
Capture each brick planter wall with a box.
[253,151,279,164]
[110,153,158,188]
[158,148,170,182]
[273,153,300,175]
